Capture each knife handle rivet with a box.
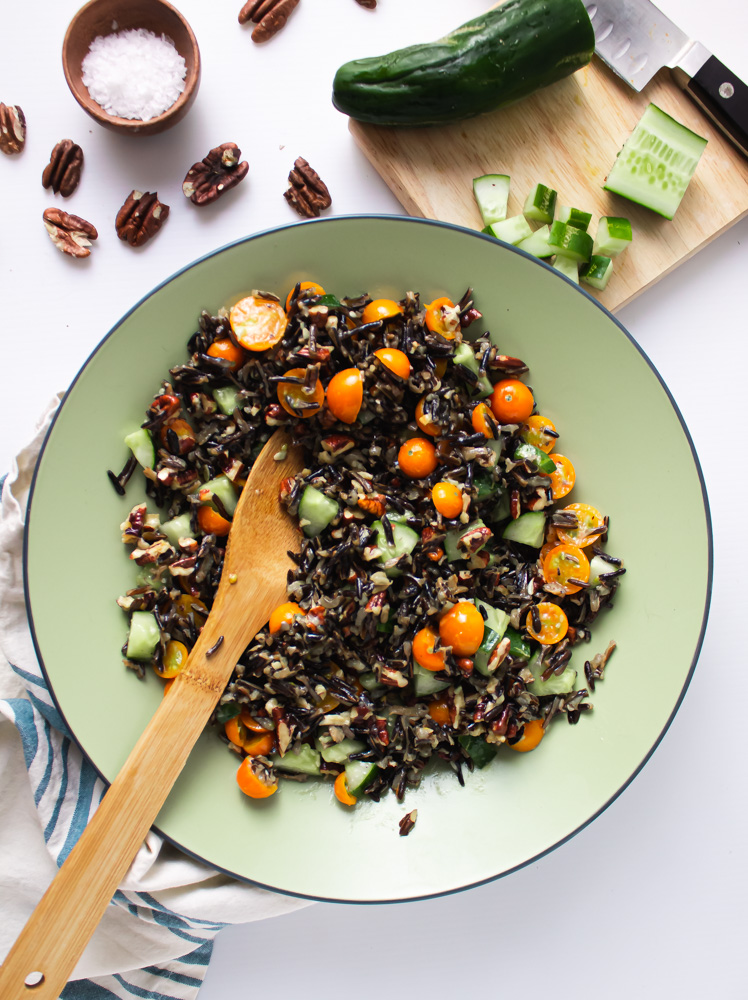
[719,82,735,99]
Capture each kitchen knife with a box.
[586,0,748,158]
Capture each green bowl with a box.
[25,216,711,902]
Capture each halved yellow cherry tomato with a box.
[230,295,288,352]
[413,627,446,672]
[522,414,558,453]
[285,281,325,312]
[374,347,411,380]
[239,709,272,734]
[236,756,278,798]
[439,602,485,657]
[398,437,438,479]
[508,718,546,752]
[415,398,442,437]
[269,601,303,634]
[542,544,590,595]
[424,296,461,339]
[206,337,246,372]
[362,298,403,324]
[197,505,231,537]
[490,379,535,424]
[163,678,175,696]
[154,639,189,680]
[277,367,325,419]
[526,602,568,645]
[548,453,576,500]
[227,717,276,756]
[428,694,453,726]
[432,481,464,519]
[327,368,363,424]
[334,771,357,806]
[471,402,496,438]
[555,503,605,549]
[316,690,340,714]
[173,594,208,627]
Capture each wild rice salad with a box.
[112,281,624,810]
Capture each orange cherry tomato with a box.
[154,639,189,680]
[230,295,288,352]
[316,690,341,714]
[159,417,196,455]
[522,414,558,453]
[362,298,403,324]
[439,602,485,657]
[412,627,446,672]
[277,367,325,419]
[197,505,231,537]
[374,347,411,380]
[432,481,464,519]
[173,594,208,626]
[548,453,576,500]
[542,544,590,595]
[162,678,175,696]
[555,503,606,549]
[490,379,535,424]
[285,281,326,312]
[415,398,442,437]
[398,437,438,479]
[428,695,453,727]
[526,602,569,645]
[334,770,357,805]
[424,297,460,339]
[327,368,363,424]
[508,718,546,752]
[471,402,496,438]
[226,717,275,756]
[206,337,246,372]
[269,601,303,634]
[236,756,278,798]
[239,709,272,734]
[434,358,448,379]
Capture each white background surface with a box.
[2,1,747,997]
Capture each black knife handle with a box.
[686,55,748,159]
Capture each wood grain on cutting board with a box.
[350,59,748,313]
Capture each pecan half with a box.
[0,103,26,155]
[42,140,83,197]
[116,190,170,247]
[355,0,377,7]
[182,143,249,206]
[284,157,332,218]
[239,0,300,42]
[43,208,98,258]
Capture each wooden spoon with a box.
[0,429,306,999]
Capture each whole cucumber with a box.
[332,0,595,127]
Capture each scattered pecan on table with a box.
[399,810,417,837]
[43,207,97,258]
[0,103,26,155]
[116,190,170,247]
[354,0,377,8]
[182,142,249,206]
[42,139,84,197]
[284,157,332,218]
[238,0,300,43]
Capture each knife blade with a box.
[586,0,748,158]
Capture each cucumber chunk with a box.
[452,343,493,398]
[414,663,449,696]
[523,183,556,224]
[473,174,510,226]
[548,221,592,263]
[580,255,614,290]
[593,217,632,257]
[213,385,241,416]
[316,736,366,764]
[194,474,238,518]
[124,428,155,470]
[444,519,490,562]
[473,601,510,676]
[298,485,339,537]
[371,518,419,577]
[489,214,533,246]
[527,651,577,696]
[516,224,554,259]
[556,206,592,231]
[458,734,497,769]
[514,442,556,473]
[502,511,546,548]
[345,759,378,796]
[476,599,510,639]
[505,625,531,660]
[126,611,160,661]
[160,512,195,547]
[272,744,321,775]
[604,103,707,219]
[552,255,579,284]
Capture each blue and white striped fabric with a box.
[0,404,312,1000]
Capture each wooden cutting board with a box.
[350,59,748,313]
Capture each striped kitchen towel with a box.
[0,400,312,1000]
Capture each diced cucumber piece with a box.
[125,611,160,661]
[489,214,533,246]
[593,217,632,257]
[213,385,241,416]
[552,255,579,284]
[194,474,238,518]
[444,519,489,562]
[475,599,509,639]
[523,183,556,224]
[473,601,509,676]
[413,663,449,696]
[556,206,592,231]
[473,173,510,226]
[452,343,493,398]
[272,744,321,775]
[527,651,577,696]
[371,519,419,577]
[514,442,556,474]
[359,672,382,692]
[487,489,511,523]
[473,471,501,501]
[502,511,546,548]
[516,224,554,259]
[124,428,155,470]
[160,512,195,547]
[316,737,366,764]
[604,103,707,219]
[458,734,497,769]
[505,626,531,660]
[345,759,378,796]
[548,221,592,263]
[589,554,620,586]
[298,485,339,537]
[580,255,614,291]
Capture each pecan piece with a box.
[284,157,332,218]
[355,0,377,7]
[239,0,300,42]
[116,190,170,247]
[42,140,83,197]
[0,103,26,155]
[183,143,249,206]
[43,207,98,258]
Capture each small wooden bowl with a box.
[62,0,201,136]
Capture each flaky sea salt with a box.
[81,28,187,122]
